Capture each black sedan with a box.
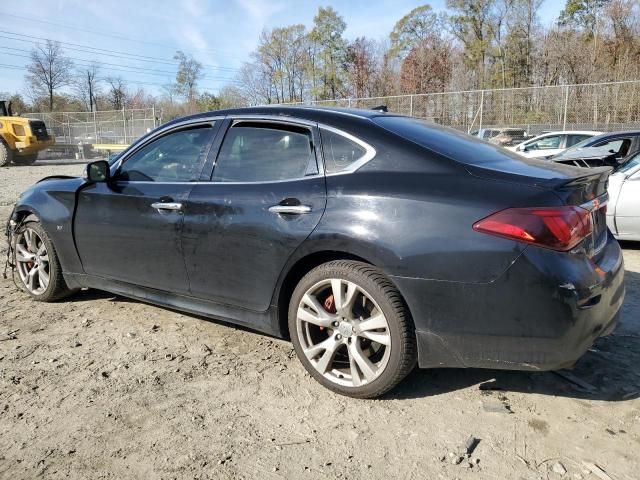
[5,107,625,398]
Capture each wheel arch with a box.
[12,208,40,223]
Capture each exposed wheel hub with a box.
[338,321,354,338]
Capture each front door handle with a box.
[268,205,312,215]
[151,202,183,212]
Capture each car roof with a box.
[162,105,391,128]
[586,130,640,142]
[532,130,602,137]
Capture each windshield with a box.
[553,135,596,158]
[108,152,122,165]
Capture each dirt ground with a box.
[1,160,639,480]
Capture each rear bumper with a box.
[392,233,625,370]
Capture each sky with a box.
[0,0,565,98]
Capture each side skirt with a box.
[63,273,282,337]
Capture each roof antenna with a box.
[371,105,388,112]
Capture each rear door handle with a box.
[151,202,183,211]
[268,205,312,215]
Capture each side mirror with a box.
[84,160,110,183]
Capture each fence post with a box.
[593,86,598,129]
[410,95,414,117]
[348,98,352,108]
[562,85,569,130]
[122,107,127,144]
[152,106,156,128]
[479,90,484,131]
[93,110,98,144]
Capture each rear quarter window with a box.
[320,128,370,174]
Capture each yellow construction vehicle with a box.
[0,100,55,166]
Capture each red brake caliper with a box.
[321,295,336,332]
[324,295,336,314]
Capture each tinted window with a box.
[373,116,518,165]
[321,129,367,173]
[483,130,498,139]
[213,124,313,182]
[118,126,212,182]
[566,134,592,147]
[527,135,562,150]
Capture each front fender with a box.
[13,178,85,274]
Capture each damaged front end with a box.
[3,207,21,280]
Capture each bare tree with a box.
[105,77,127,110]
[74,63,101,112]
[25,40,74,112]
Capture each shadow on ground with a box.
[54,266,640,404]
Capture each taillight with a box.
[473,206,592,251]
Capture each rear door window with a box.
[212,122,315,182]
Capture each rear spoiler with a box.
[549,166,612,199]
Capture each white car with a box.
[508,131,601,159]
[607,152,640,241]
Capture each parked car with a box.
[551,130,640,168]
[607,151,640,241]
[470,127,530,146]
[5,107,624,398]
[507,131,601,159]
[470,128,502,140]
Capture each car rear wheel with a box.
[289,260,416,398]
[12,221,75,302]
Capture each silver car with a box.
[607,152,640,241]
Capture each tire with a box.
[13,154,38,166]
[11,220,76,302]
[0,140,12,167]
[289,260,417,398]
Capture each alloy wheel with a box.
[15,228,50,295]
[296,278,391,387]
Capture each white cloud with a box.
[235,0,286,21]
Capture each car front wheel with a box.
[289,260,416,398]
[12,220,75,302]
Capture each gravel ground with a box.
[1,161,639,480]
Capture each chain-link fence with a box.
[283,80,640,135]
[24,81,640,160]
[25,107,161,146]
